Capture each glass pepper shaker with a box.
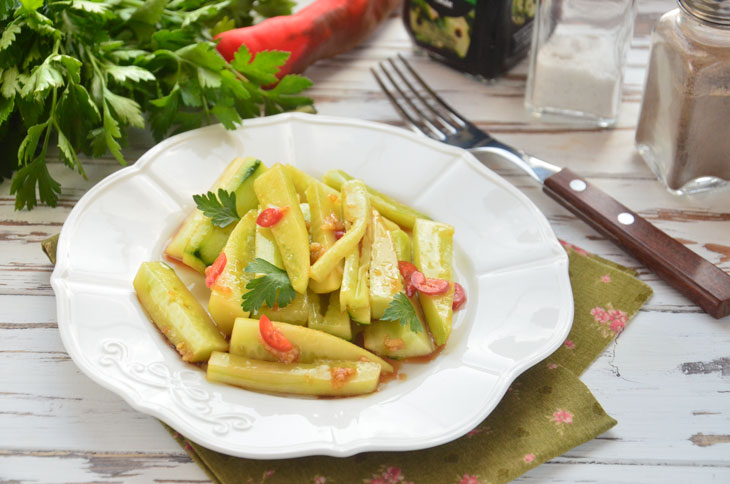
[635,0,730,195]
[524,0,637,126]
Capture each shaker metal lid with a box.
[679,0,730,26]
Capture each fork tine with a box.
[394,53,471,129]
[371,67,425,135]
[372,65,448,142]
[385,57,461,135]
[374,55,492,149]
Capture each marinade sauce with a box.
[403,0,536,79]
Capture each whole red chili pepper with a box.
[215,0,401,77]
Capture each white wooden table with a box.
[2,1,730,482]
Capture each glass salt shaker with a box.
[635,1,730,195]
[524,0,637,126]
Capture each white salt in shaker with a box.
[524,0,637,127]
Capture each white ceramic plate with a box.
[52,113,573,459]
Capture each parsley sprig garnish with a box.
[193,189,239,228]
[381,293,422,333]
[241,258,296,313]
[0,0,311,210]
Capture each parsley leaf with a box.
[231,46,289,85]
[0,0,312,210]
[381,293,423,333]
[10,156,61,210]
[193,188,239,228]
[241,258,296,313]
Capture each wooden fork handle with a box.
[543,168,730,319]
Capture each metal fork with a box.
[372,54,730,319]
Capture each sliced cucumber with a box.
[390,228,412,263]
[369,211,402,319]
[167,157,266,273]
[254,223,284,270]
[229,317,393,373]
[322,169,430,229]
[255,292,309,326]
[208,209,258,337]
[285,164,339,202]
[309,180,369,283]
[251,221,308,326]
[364,292,434,360]
[182,222,233,273]
[207,352,381,396]
[306,182,343,294]
[308,291,353,341]
[134,262,228,362]
[253,164,310,294]
[413,219,455,346]
[347,207,373,324]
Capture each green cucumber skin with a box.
[133,262,228,362]
[176,157,266,273]
[234,159,267,216]
[183,222,233,270]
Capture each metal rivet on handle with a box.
[569,179,587,192]
[618,213,635,225]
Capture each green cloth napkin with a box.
[43,236,652,484]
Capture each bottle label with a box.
[511,0,536,26]
[407,0,476,58]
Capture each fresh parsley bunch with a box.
[0,0,312,210]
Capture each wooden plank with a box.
[519,462,730,483]
[2,453,729,484]
[0,451,209,484]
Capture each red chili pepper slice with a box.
[398,261,418,279]
[204,252,227,288]
[334,229,345,240]
[410,271,450,296]
[452,282,467,311]
[258,315,293,352]
[257,207,286,227]
[398,261,418,297]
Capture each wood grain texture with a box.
[2,0,730,482]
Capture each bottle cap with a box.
[679,0,730,26]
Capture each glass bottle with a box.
[635,1,730,195]
[402,0,536,80]
[524,0,637,126]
